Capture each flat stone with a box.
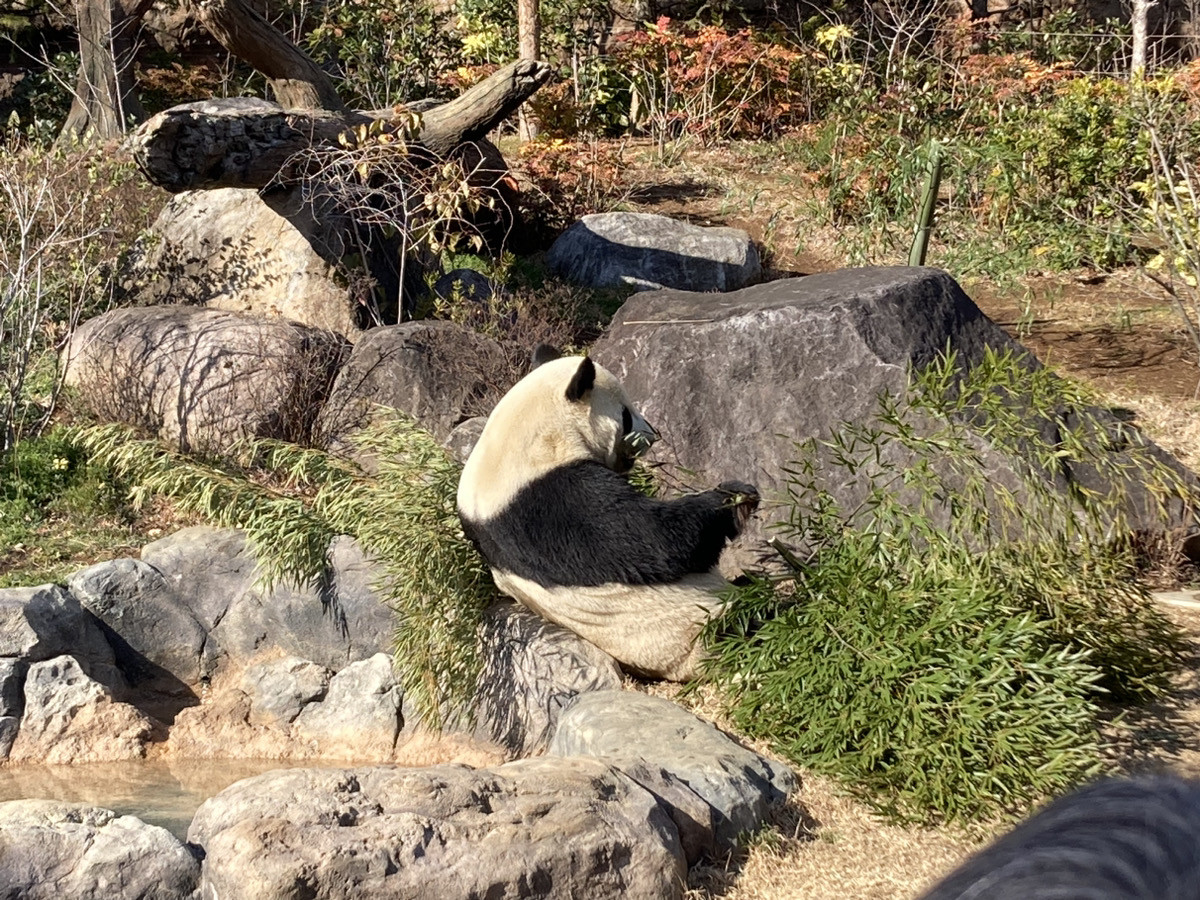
[548,211,760,292]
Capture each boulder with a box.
[141,528,393,682]
[472,602,623,756]
[318,320,513,445]
[64,306,349,454]
[591,267,1197,556]
[189,758,685,899]
[242,656,331,727]
[0,585,118,686]
[8,655,153,764]
[120,186,403,336]
[0,800,199,900]
[292,653,403,759]
[432,268,504,306]
[68,559,206,704]
[549,691,797,853]
[444,415,487,463]
[140,526,256,633]
[547,212,760,292]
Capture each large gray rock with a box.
[472,602,623,756]
[292,653,403,758]
[140,527,256,633]
[122,186,396,337]
[8,655,153,764]
[241,656,331,727]
[64,306,348,454]
[0,800,199,900]
[549,691,797,853]
[548,212,760,292]
[189,758,685,900]
[68,559,206,700]
[592,266,1197,554]
[141,528,393,682]
[318,319,513,445]
[0,584,114,668]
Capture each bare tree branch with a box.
[193,0,346,112]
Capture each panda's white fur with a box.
[457,353,756,681]
[458,356,647,523]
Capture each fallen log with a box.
[129,60,554,193]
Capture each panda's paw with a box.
[718,481,760,531]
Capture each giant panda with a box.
[456,347,759,681]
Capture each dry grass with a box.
[633,682,982,900]
[1099,389,1200,473]
[684,778,977,900]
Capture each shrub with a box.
[303,0,460,108]
[702,349,1191,824]
[0,141,163,453]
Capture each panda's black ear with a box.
[566,357,596,402]
[530,344,561,370]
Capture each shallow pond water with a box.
[0,758,316,839]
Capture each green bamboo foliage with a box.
[704,347,1193,824]
[73,414,498,728]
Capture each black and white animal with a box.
[456,348,759,680]
[918,775,1200,900]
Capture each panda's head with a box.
[458,349,658,519]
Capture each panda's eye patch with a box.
[622,407,633,435]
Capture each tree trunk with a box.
[193,0,346,111]
[1130,0,1157,78]
[517,0,540,141]
[130,60,554,191]
[59,0,153,142]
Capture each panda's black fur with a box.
[456,349,757,680]
[460,460,743,589]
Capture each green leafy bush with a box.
[73,414,499,728]
[703,350,1190,824]
[303,0,460,107]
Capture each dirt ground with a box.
[607,142,1200,900]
